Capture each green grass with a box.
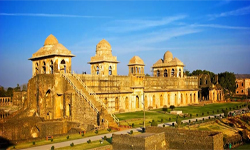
[116,102,245,128]
[9,129,111,149]
[56,140,111,150]
[234,143,250,149]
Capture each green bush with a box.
[162,107,168,111]
[95,130,98,134]
[32,141,35,145]
[107,128,111,132]
[51,139,53,142]
[130,130,133,134]
[13,146,15,149]
[202,112,204,116]
[151,120,158,126]
[222,109,229,117]
[51,146,54,150]
[207,112,209,114]
[169,118,171,121]
[82,132,84,137]
[163,124,165,127]
[190,114,192,118]
[87,139,91,144]
[196,114,198,117]
[67,135,69,140]
[176,118,181,127]
[161,118,163,123]
[104,136,107,140]
[132,123,134,127]
[70,142,74,147]
[170,105,175,111]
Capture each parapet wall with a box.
[112,132,166,150]
[146,127,223,150]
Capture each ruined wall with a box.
[12,91,27,107]
[146,127,223,150]
[0,117,43,141]
[112,132,166,150]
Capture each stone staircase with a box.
[61,73,119,128]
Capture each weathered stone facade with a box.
[112,132,167,150]
[235,78,250,96]
[146,126,223,150]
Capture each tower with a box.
[88,39,119,75]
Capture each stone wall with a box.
[12,91,27,107]
[146,127,223,150]
[112,132,167,150]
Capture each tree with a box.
[191,69,216,84]
[176,117,182,128]
[145,73,151,77]
[184,69,191,76]
[0,86,6,97]
[14,84,21,92]
[6,87,13,97]
[218,72,236,96]
[170,105,175,111]
[22,84,27,91]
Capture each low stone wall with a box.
[112,132,167,150]
[146,127,223,150]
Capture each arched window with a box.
[157,70,160,77]
[242,83,244,86]
[179,69,181,77]
[139,67,141,74]
[61,60,66,73]
[236,84,238,88]
[171,68,175,77]
[164,69,168,77]
[181,94,183,104]
[194,93,196,102]
[136,67,138,73]
[103,98,108,106]
[96,66,99,75]
[131,67,134,74]
[190,93,192,103]
[43,61,46,74]
[168,94,170,105]
[50,60,53,74]
[109,66,112,75]
[206,80,207,85]
[200,78,202,85]
[242,90,244,93]
[175,94,177,105]
[186,93,188,104]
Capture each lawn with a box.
[116,102,246,127]
[9,129,111,149]
[56,140,111,150]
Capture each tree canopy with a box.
[218,72,236,96]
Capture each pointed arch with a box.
[164,69,168,77]
[160,95,163,106]
[136,96,139,108]
[109,66,112,75]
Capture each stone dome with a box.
[128,56,145,66]
[44,34,58,46]
[96,39,111,52]
[163,51,173,63]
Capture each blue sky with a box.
[0,0,250,87]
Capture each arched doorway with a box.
[136,96,139,108]
[160,95,163,106]
[61,59,66,73]
[164,69,168,77]
[115,97,119,111]
[50,60,53,74]
[125,97,129,109]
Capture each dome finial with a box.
[44,34,58,46]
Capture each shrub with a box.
[130,130,133,134]
[176,118,181,127]
[163,124,165,127]
[66,135,69,140]
[51,139,53,142]
[32,141,35,145]
[209,116,210,119]
[170,105,175,111]
[162,107,168,112]
[189,120,191,123]
[87,139,91,144]
[212,111,214,114]
[203,118,205,121]
[95,130,98,134]
[169,118,171,121]
[70,142,74,147]
[107,128,111,132]
[13,146,15,149]
[161,118,164,123]
[51,146,54,150]
[190,114,192,118]
[104,136,107,140]
[202,112,204,116]
[207,112,209,115]
[151,120,158,126]
[222,109,229,117]
[217,110,219,113]
[132,123,134,127]
[196,114,198,117]
[196,119,198,122]
[82,132,84,137]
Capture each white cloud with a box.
[191,24,250,30]
[208,5,250,19]
[0,13,110,18]
[105,15,187,32]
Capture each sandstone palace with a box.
[0,34,223,140]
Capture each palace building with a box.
[0,34,202,140]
